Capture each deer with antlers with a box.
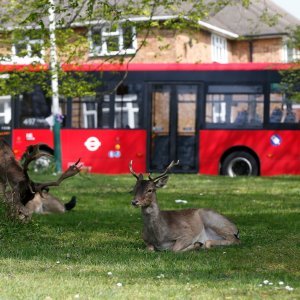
[0,139,81,221]
[129,160,240,252]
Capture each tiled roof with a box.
[0,0,299,37]
[205,0,299,36]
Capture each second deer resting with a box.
[130,160,240,252]
[0,139,80,220]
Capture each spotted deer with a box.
[129,160,240,252]
[0,139,81,220]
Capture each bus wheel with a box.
[221,151,258,177]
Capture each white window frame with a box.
[282,42,300,62]
[83,102,98,128]
[114,94,139,128]
[83,94,139,128]
[213,102,226,123]
[0,95,12,124]
[89,24,137,57]
[11,37,45,64]
[211,34,228,63]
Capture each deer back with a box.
[26,192,65,214]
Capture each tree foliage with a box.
[0,0,296,99]
[280,25,300,102]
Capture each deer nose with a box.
[131,200,139,206]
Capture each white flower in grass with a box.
[116,282,123,287]
[258,284,263,287]
[278,281,284,285]
[285,286,294,291]
[157,274,165,279]
[74,294,80,299]
[56,261,60,264]
[175,199,188,204]
[263,280,269,284]
[107,272,113,276]
[268,282,273,285]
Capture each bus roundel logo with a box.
[84,137,101,151]
[270,134,282,147]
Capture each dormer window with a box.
[89,23,137,57]
[211,34,228,63]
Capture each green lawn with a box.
[0,173,299,299]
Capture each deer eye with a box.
[146,188,153,193]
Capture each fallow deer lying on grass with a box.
[25,191,77,215]
[0,139,81,221]
[129,160,240,252]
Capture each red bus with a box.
[0,62,299,176]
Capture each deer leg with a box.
[204,235,240,249]
[172,236,200,252]
[146,244,155,252]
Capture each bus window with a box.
[71,95,107,128]
[114,84,141,129]
[0,96,11,125]
[83,98,98,128]
[177,85,196,135]
[114,94,139,128]
[270,84,299,124]
[19,85,51,128]
[205,85,264,128]
[78,84,142,129]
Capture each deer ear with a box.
[154,175,169,188]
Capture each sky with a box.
[272,0,300,20]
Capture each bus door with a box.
[149,84,201,173]
[0,96,12,145]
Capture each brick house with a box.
[0,0,299,67]
[85,0,300,65]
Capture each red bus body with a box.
[2,63,300,176]
[199,130,300,176]
[12,128,300,176]
[13,129,146,174]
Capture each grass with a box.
[0,172,299,299]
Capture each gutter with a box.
[244,33,288,39]
[198,20,239,39]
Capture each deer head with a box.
[129,160,179,207]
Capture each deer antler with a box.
[149,160,179,182]
[129,160,139,179]
[22,144,54,172]
[34,158,82,194]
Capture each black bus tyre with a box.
[221,151,258,177]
